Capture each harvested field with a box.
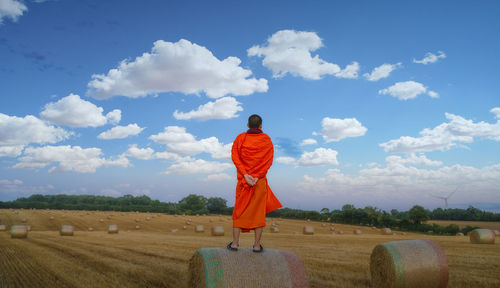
[0,209,499,287]
[428,220,500,231]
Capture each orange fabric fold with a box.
[231,132,282,232]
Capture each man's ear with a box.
[259,124,262,129]
[247,123,249,128]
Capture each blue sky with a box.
[1,0,499,212]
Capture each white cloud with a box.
[0,0,27,24]
[98,123,144,140]
[173,97,243,121]
[413,51,446,65]
[13,145,130,173]
[0,179,22,185]
[380,109,500,153]
[298,159,500,206]
[492,107,500,119]
[248,30,359,80]
[298,147,339,167]
[300,138,317,146]
[276,156,297,165]
[378,81,438,100]
[124,144,154,160]
[40,94,121,127]
[201,173,232,182]
[314,117,367,142]
[0,113,70,157]
[149,126,231,159]
[87,39,268,99]
[363,63,401,81]
[154,151,192,162]
[164,159,232,175]
[385,154,443,167]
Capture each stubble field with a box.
[0,209,499,288]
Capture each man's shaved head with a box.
[248,114,262,128]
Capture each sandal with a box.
[252,244,264,253]
[227,242,238,251]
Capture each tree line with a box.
[1,194,498,235]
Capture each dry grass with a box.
[428,220,500,231]
[0,209,499,287]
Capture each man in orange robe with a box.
[229,114,282,252]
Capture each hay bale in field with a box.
[26,225,31,231]
[88,227,94,231]
[456,232,464,236]
[135,225,140,230]
[135,218,140,222]
[186,220,192,225]
[211,226,224,236]
[99,218,104,223]
[10,225,28,239]
[171,229,179,233]
[209,219,213,223]
[469,229,495,244]
[370,239,448,288]
[60,225,74,236]
[189,248,308,288]
[183,225,188,230]
[303,226,314,235]
[108,224,119,234]
[400,232,407,236]
[381,228,392,235]
[330,227,335,232]
[270,227,280,233]
[0,224,6,231]
[493,230,500,236]
[195,225,205,233]
[321,223,326,227]
[146,216,151,221]
[336,230,344,235]
[353,229,362,235]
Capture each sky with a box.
[0,0,499,212]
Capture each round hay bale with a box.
[469,229,495,244]
[171,229,178,233]
[107,215,112,219]
[183,225,188,230]
[270,227,280,233]
[381,228,392,235]
[186,220,192,225]
[493,230,499,236]
[99,219,104,223]
[330,227,335,231]
[135,225,140,230]
[146,216,151,221]
[370,239,448,288]
[135,219,140,222]
[108,224,119,234]
[21,218,27,223]
[49,216,55,220]
[88,227,94,231]
[0,224,6,231]
[195,225,205,233]
[353,229,362,235]
[303,226,314,235]
[211,226,225,236]
[456,232,464,236]
[209,219,213,223]
[336,230,344,235]
[189,248,308,288]
[10,225,28,239]
[321,223,326,227]
[60,225,74,236]
[26,225,32,231]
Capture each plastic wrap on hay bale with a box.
[0,224,6,231]
[60,225,74,236]
[353,229,362,235]
[270,227,280,233]
[303,226,314,235]
[189,248,308,288]
[211,226,224,236]
[469,229,495,244]
[10,225,28,239]
[370,239,448,288]
[195,225,205,233]
[108,224,119,234]
[381,228,392,235]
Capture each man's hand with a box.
[244,174,258,186]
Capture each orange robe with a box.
[231,131,282,232]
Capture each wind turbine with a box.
[431,188,458,209]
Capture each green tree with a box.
[178,194,207,214]
[207,197,227,214]
[409,205,430,225]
